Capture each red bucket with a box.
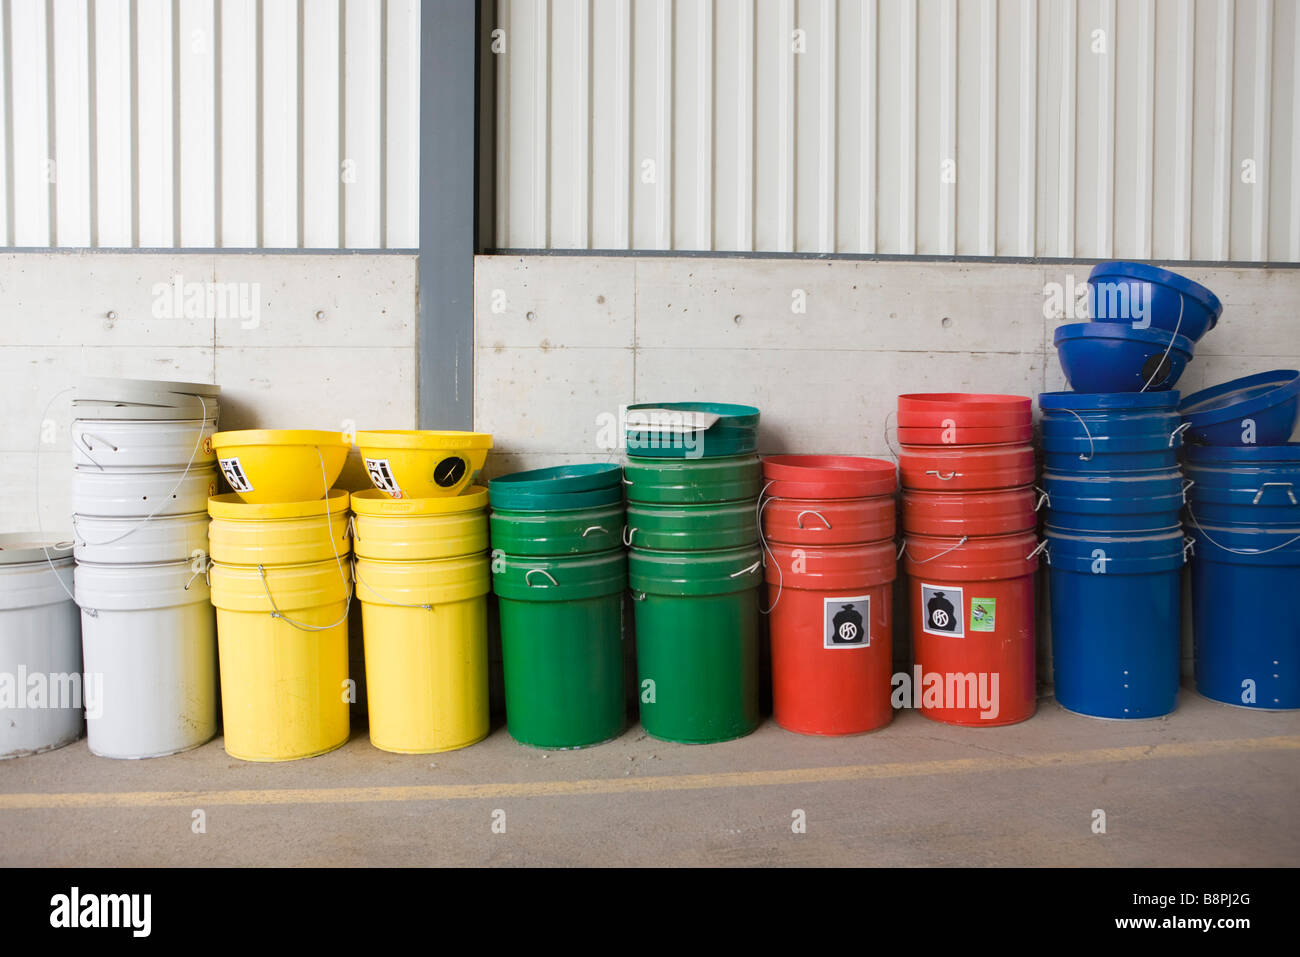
[762,455,897,499]
[765,541,897,735]
[897,393,1032,429]
[897,422,1033,446]
[763,495,896,545]
[901,486,1038,537]
[902,531,1039,727]
[899,443,1036,492]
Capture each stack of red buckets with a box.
[897,394,1040,727]
[760,456,899,735]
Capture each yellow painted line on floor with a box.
[1,735,1297,810]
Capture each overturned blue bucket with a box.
[1088,261,1223,343]
[1053,323,1194,393]
[1045,527,1186,719]
[1042,468,1187,533]
[1188,522,1300,711]
[1178,370,1300,446]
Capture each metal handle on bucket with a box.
[796,510,832,530]
[1183,537,1196,561]
[730,560,761,579]
[582,525,608,538]
[353,562,435,611]
[525,569,559,588]
[1185,507,1300,556]
[1254,482,1298,506]
[255,562,353,631]
[902,535,970,564]
[1059,409,1095,461]
[1168,422,1191,447]
[622,526,636,546]
[1034,486,1050,511]
[1141,294,1184,393]
[1027,539,1050,561]
[925,470,962,481]
[1181,478,1196,504]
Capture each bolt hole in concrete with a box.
[941,317,953,329]
[734,314,742,324]
[527,311,537,321]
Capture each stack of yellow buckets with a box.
[205,427,492,761]
[207,430,354,761]
[351,431,493,753]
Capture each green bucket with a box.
[625,402,760,458]
[493,549,627,749]
[624,501,758,551]
[624,454,762,505]
[629,545,762,743]
[490,502,625,556]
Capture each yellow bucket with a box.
[211,429,351,504]
[355,430,492,499]
[208,490,351,565]
[209,558,352,761]
[350,487,488,561]
[354,553,490,754]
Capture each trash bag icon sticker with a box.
[823,596,871,649]
[921,583,964,638]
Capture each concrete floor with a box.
[2,687,1297,867]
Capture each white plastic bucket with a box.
[0,539,82,758]
[75,559,218,759]
[72,418,218,470]
[73,466,218,518]
[73,511,211,565]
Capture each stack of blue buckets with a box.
[1180,370,1300,711]
[1042,263,1222,719]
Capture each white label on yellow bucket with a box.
[365,457,405,499]
[219,457,254,493]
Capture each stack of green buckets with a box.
[624,402,764,743]
[489,464,627,748]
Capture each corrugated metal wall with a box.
[0,0,419,249]
[492,0,1300,262]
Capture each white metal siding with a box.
[0,0,419,249]
[493,0,1300,262]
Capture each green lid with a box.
[629,544,763,597]
[492,548,627,602]
[624,454,762,505]
[625,501,758,551]
[489,502,626,557]
[625,402,760,459]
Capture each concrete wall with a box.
[1,251,419,533]
[474,253,1300,679]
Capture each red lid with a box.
[902,530,1040,581]
[897,422,1033,446]
[899,443,1036,492]
[765,541,897,590]
[898,393,1032,429]
[763,495,896,546]
[762,455,897,499]
[901,486,1038,537]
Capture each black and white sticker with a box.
[824,595,871,649]
[365,457,405,499]
[921,582,964,638]
[219,456,254,494]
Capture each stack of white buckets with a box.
[71,377,221,759]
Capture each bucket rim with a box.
[208,488,350,519]
[0,533,75,566]
[1178,369,1300,425]
[354,429,493,451]
[1039,390,1181,411]
[211,429,352,449]
[352,485,488,515]
[1052,321,1195,355]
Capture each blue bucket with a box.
[1045,527,1186,719]
[1042,468,1187,533]
[1189,522,1300,710]
[1043,448,1181,474]
[1087,262,1223,342]
[1053,323,1194,393]
[1178,370,1300,446]
[1184,443,1300,526]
